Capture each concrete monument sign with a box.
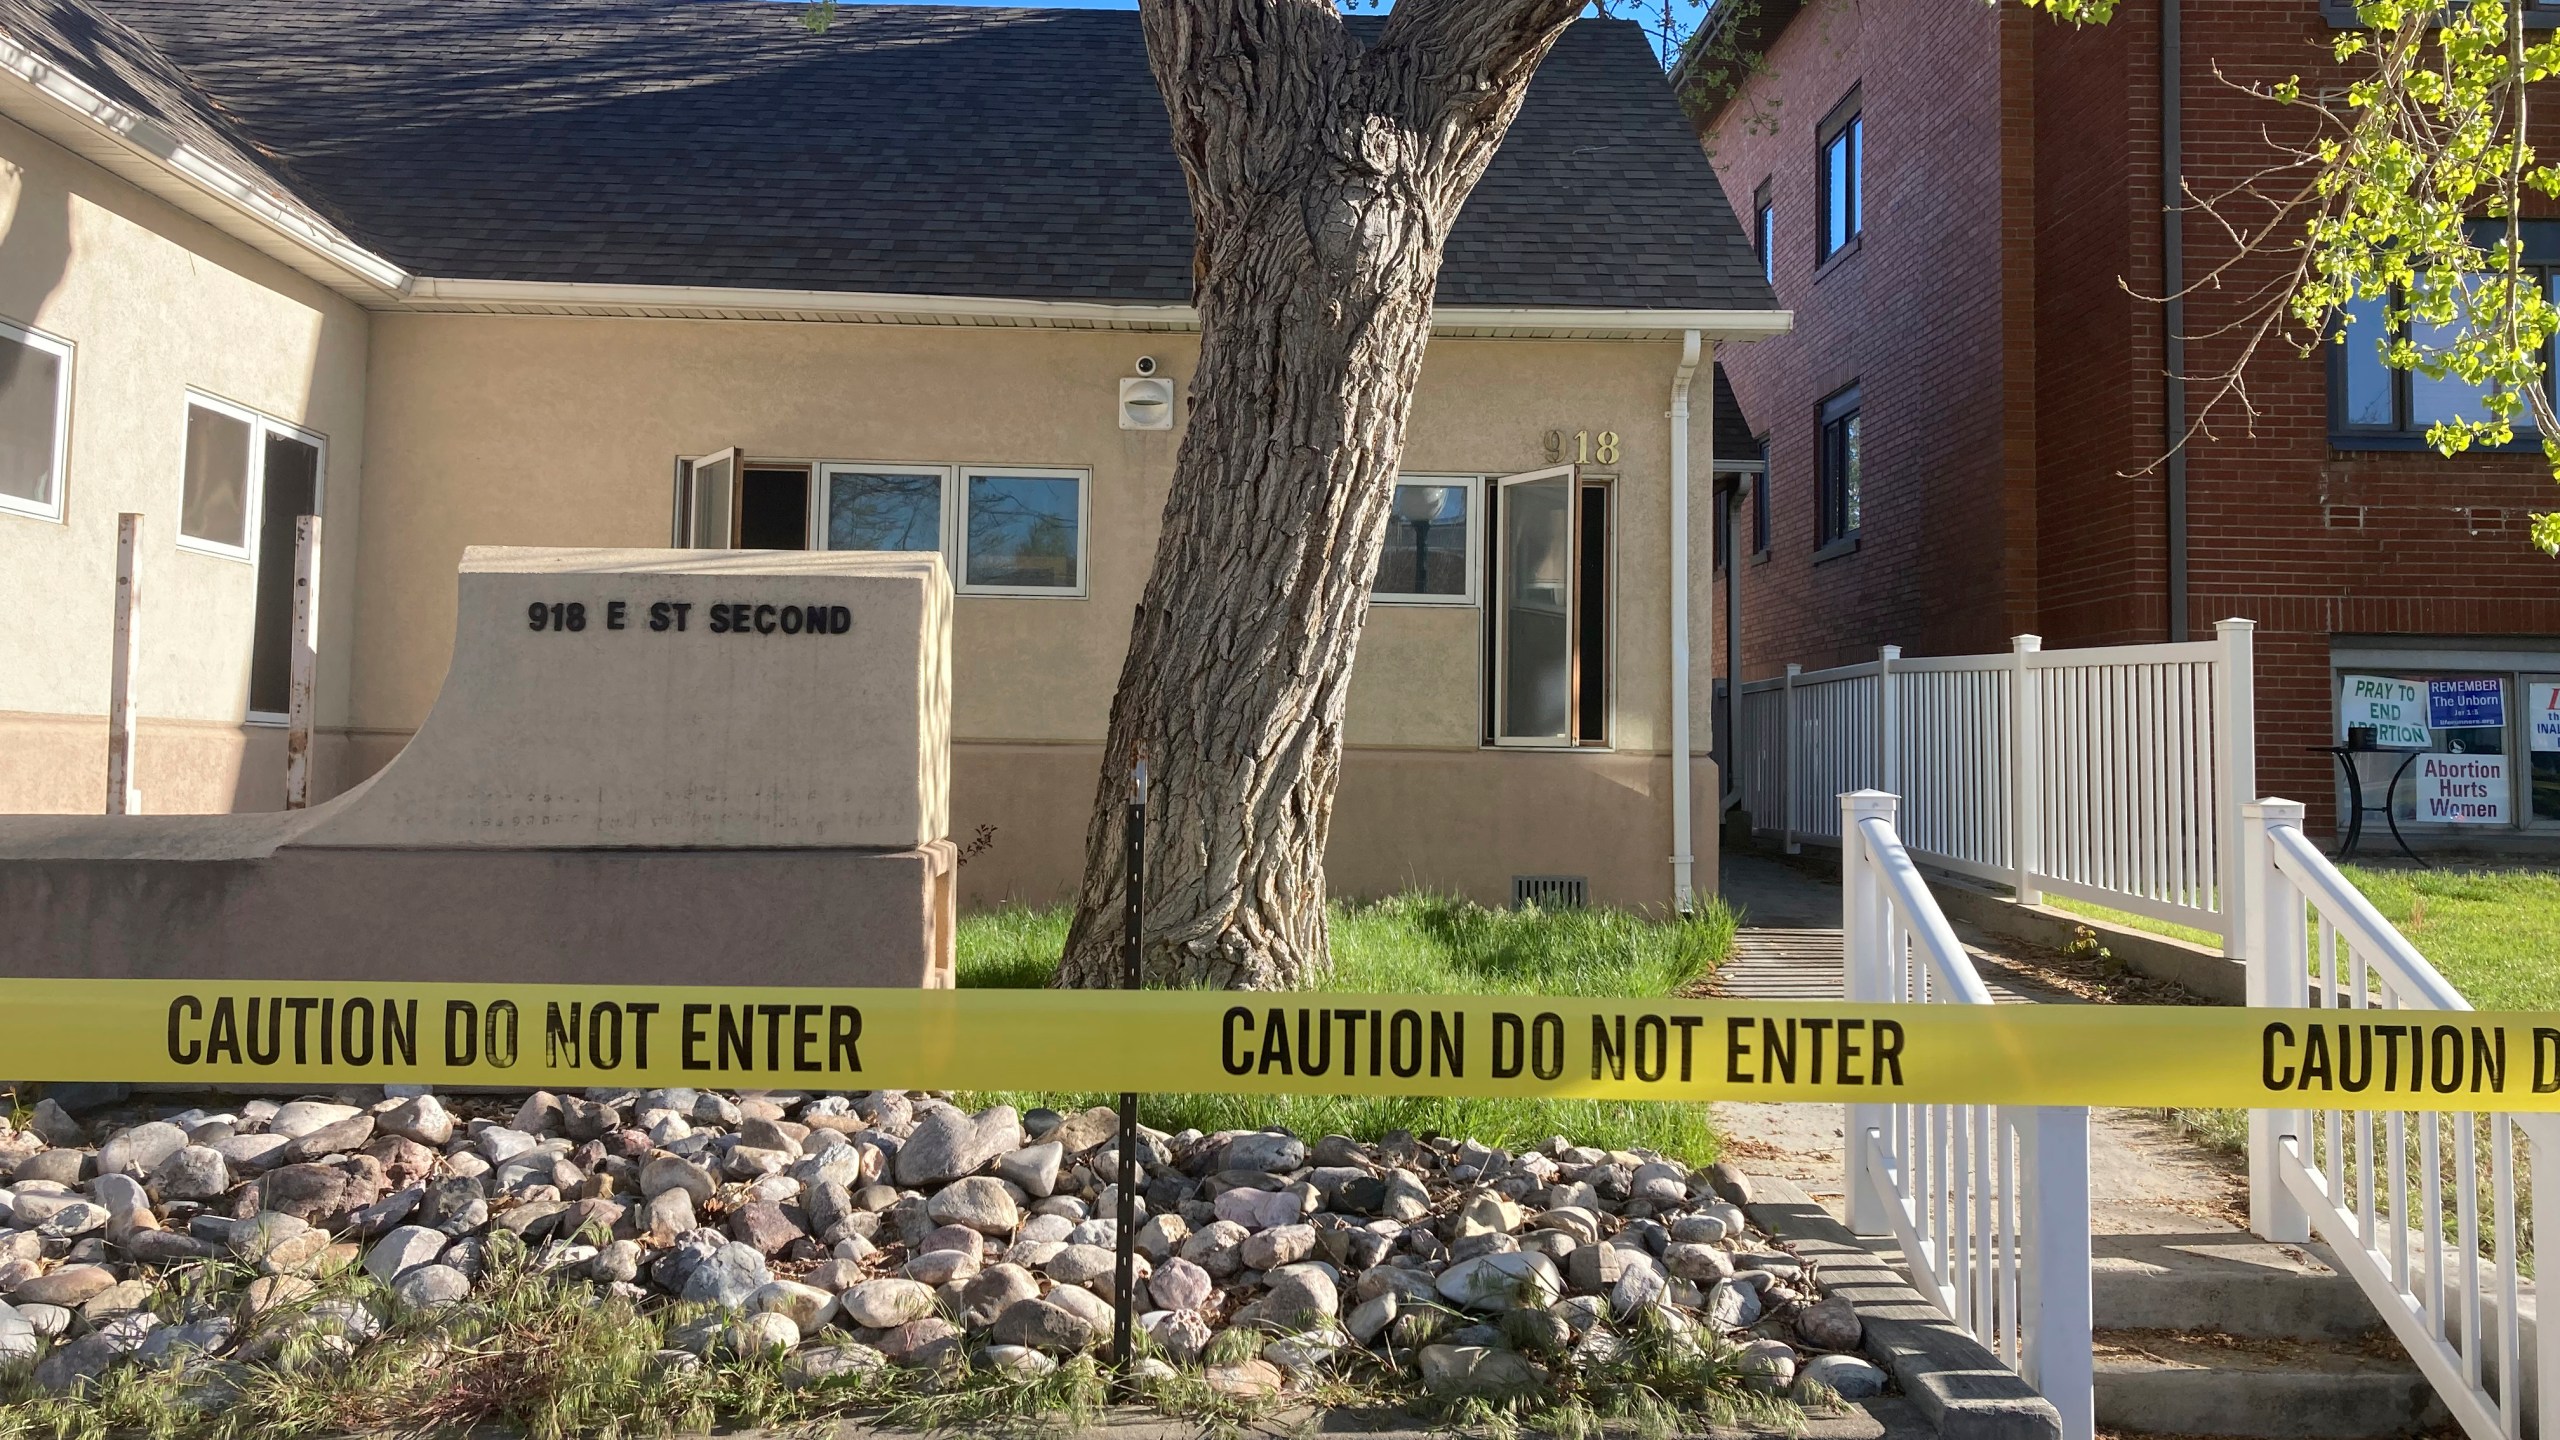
[0,547,957,988]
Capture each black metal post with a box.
[1112,757,1145,1385]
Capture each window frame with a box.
[816,460,955,556]
[1372,473,1484,608]
[1816,87,1864,267]
[2326,274,2559,452]
[1752,179,1776,286]
[177,391,325,565]
[1816,384,1862,553]
[956,463,1090,599]
[243,426,327,725]
[0,318,72,524]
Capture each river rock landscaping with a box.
[0,1085,1886,1435]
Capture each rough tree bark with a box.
[1055,0,1585,991]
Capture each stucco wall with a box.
[0,114,372,813]
[351,314,1715,907]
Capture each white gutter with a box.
[0,31,410,297]
[407,276,1793,339]
[1668,329,1704,913]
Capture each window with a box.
[181,400,255,555]
[961,467,1086,595]
[0,320,69,522]
[826,467,947,553]
[1373,476,1478,605]
[1817,89,1863,265]
[1750,434,1770,556]
[685,457,1085,598]
[2332,272,2558,445]
[1753,179,1775,285]
[1817,387,1861,550]
[1489,465,1611,748]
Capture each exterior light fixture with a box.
[1120,375,1174,430]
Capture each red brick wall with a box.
[1702,0,2027,676]
[1706,0,2560,832]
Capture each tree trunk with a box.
[1056,0,1584,990]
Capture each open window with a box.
[1488,465,1610,748]
[674,447,740,547]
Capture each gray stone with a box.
[280,1115,375,1165]
[1703,1162,1752,1206]
[1149,1255,1212,1313]
[893,1105,1018,1188]
[1706,1277,1763,1331]
[839,1277,937,1329]
[95,1122,189,1179]
[1134,1212,1188,1263]
[211,1134,291,1175]
[1243,1223,1317,1271]
[377,1095,455,1147]
[17,1303,69,1338]
[91,1173,152,1234]
[9,1264,117,1307]
[1796,1294,1863,1351]
[744,1280,837,1339]
[267,1101,361,1140]
[904,1247,978,1286]
[135,1314,235,1369]
[1346,1290,1398,1344]
[391,1264,471,1311]
[1664,1241,1734,1282]
[25,1100,83,1149]
[1667,1212,1732,1245]
[511,1093,563,1135]
[1437,1251,1563,1312]
[786,1342,888,1388]
[33,1328,127,1395]
[0,1300,33,1362]
[1141,1308,1211,1364]
[1737,1337,1797,1392]
[1221,1131,1305,1174]
[1040,1243,1116,1289]
[38,1200,109,1239]
[1178,1218,1250,1277]
[1799,1352,1889,1401]
[1417,1344,1548,1398]
[990,1297,1093,1354]
[1204,1358,1284,1398]
[727,1201,804,1256]
[995,1142,1063,1198]
[725,1311,802,1357]
[959,1263,1042,1329]
[639,1155,715,1205]
[679,1241,770,1309]
[644,1188,696,1246]
[365,1226,450,1285]
[876,1316,961,1369]
[927,1176,1019,1236]
[977,1343,1056,1377]
[1264,1262,1340,1324]
[147,1146,231,1203]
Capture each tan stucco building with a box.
[0,0,1784,913]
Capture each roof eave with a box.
[0,24,411,303]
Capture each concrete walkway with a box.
[1706,852,2245,1227]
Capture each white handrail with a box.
[1841,789,2094,1440]
[2244,798,2558,1440]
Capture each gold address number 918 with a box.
[1544,429,1620,465]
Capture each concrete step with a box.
[2093,1221,2383,1341]
[2093,1329,2446,1439]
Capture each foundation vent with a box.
[1511,875,1588,910]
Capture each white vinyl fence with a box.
[2244,798,2558,1440]
[1736,621,2256,950]
[1840,791,2094,1440]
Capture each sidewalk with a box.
[1705,852,2246,1230]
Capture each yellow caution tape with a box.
[4,980,2559,1110]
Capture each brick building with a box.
[1689,0,2560,847]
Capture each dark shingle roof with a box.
[0,0,335,227]
[70,0,1774,310]
[1712,364,1759,463]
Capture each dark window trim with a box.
[2326,244,2558,452]
[1816,384,1861,549]
[1753,178,1775,285]
[1816,85,1863,265]
[1749,432,1771,556]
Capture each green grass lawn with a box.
[954,892,1736,1164]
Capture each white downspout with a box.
[1669,329,1704,913]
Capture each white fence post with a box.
[2243,797,2312,1243]
[2020,1105,2095,1440]
[1781,663,1802,854]
[1841,788,1897,1235]
[2010,634,2043,906]
[2537,1131,2560,1440]
[284,514,321,811]
[1876,646,1901,798]
[2216,618,2258,956]
[106,512,142,816]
